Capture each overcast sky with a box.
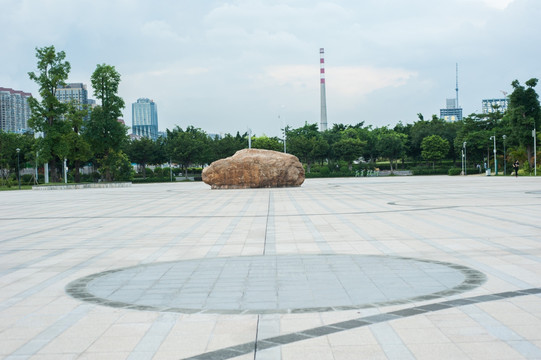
[1,0,539,137]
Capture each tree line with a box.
[1,45,539,184]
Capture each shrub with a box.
[143,167,154,177]
[153,167,165,178]
[187,167,202,175]
[21,174,34,184]
[132,177,174,183]
[448,168,462,176]
[411,168,449,175]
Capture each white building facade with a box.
[0,87,32,132]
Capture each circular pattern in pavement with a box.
[66,254,486,314]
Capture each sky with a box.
[1,0,540,138]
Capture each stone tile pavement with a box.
[1,175,541,359]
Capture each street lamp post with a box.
[283,126,287,153]
[280,115,287,153]
[490,136,497,175]
[63,158,68,184]
[463,142,467,175]
[534,128,537,176]
[502,135,507,176]
[461,149,464,175]
[16,148,21,190]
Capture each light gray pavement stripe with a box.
[300,188,394,255]
[254,192,279,360]
[331,187,539,289]
[452,205,541,230]
[0,215,179,311]
[462,305,541,358]
[180,288,541,360]
[131,191,241,263]
[127,313,178,360]
[321,183,421,237]
[441,208,541,265]
[285,190,333,253]
[254,314,281,360]
[0,188,221,277]
[263,191,276,256]
[370,322,416,360]
[372,210,534,289]
[4,304,91,359]
[0,193,170,244]
[0,248,66,277]
[406,210,535,289]
[205,191,259,258]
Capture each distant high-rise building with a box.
[0,87,32,132]
[56,83,89,106]
[440,98,463,122]
[482,98,509,114]
[56,83,94,120]
[132,98,158,140]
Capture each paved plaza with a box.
[1,175,541,359]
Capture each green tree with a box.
[454,112,508,171]
[27,45,71,182]
[62,102,92,182]
[0,131,35,185]
[91,64,125,121]
[286,123,329,173]
[506,78,540,168]
[84,64,128,181]
[421,135,450,169]
[166,126,211,177]
[332,138,365,171]
[252,135,283,152]
[409,115,457,161]
[126,137,163,178]
[211,132,246,161]
[84,107,128,157]
[98,149,132,181]
[328,128,367,170]
[375,128,407,172]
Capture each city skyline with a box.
[1,0,539,137]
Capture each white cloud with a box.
[141,20,189,43]
[467,0,516,9]
[262,65,416,102]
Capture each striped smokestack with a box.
[320,48,328,132]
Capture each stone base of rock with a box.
[202,149,305,189]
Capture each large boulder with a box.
[202,149,305,189]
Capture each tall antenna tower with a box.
[320,48,328,131]
[455,63,459,108]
